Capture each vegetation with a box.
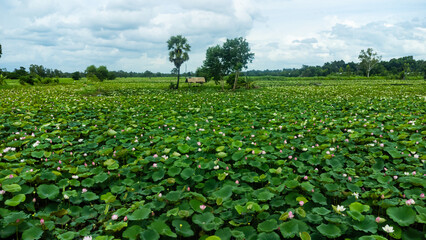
[0,78,424,240]
[197,38,255,90]
[167,35,191,89]
[358,48,382,78]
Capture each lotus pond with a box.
[0,79,425,240]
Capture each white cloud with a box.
[0,0,425,72]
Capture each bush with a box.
[71,71,81,80]
[19,75,35,85]
[0,74,6,85]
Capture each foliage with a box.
[0,78,424,239]
[85,65,114,82]
[359,48,382,78]
[0,74,6,85]
[167,35,191,89]
[72,71,81,80]
[220,37,254,89]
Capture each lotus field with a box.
[0,79,425,240]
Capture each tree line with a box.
[246,56,425,79]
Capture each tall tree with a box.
[358,48,381,78]
[0,44,2,59]
[167,35,190,89]
[200,45,227,90]
[221,37,254,90]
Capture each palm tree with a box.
[167,35,190,89]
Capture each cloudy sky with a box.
[1,0,425,73]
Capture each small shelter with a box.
[185,77,205,86]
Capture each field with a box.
[0,78,425,240]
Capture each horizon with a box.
[1,0,425,73]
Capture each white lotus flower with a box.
[336,205,346,213]
[382,224,394,233]
[352,192,359,199]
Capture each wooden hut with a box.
[185,77,205,86]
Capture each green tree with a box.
[221,37,254,90]
[199,45,227,90]
[85,65,97,79]
[358,48,381,78]
[167,35,190,89]
[97,66,109,81]
[345,64,351,76]
[71,71,81,80]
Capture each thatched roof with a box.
[185,77,205,83]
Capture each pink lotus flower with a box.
[406,199,415,206]
[393,176,398,180]
[187,187,190,191]
[9,174,13,179]
[348,176,352,182]
[40,219,44,225]
[288,156,293,159]
[111,214,118,220]
[299,201,304,206]
[152,163,158,168]
[235,180,239,184]
[123,216,128,222]
[420,193,425,198]
[200,205,206,210]
[288,211,294,219]
[82,188,87,193]
[198,164,201,168]
[304,176,308,180]
[375,217,381,223]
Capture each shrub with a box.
[19,75,35,85]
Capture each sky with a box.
[0,0,425,73]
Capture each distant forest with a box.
[1,55,425,79]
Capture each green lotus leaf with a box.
[257,219,277,232]
[129,207,151,221]
[178,144,190,154]
[2,184,21,192]
[81,178,95,187]
[232,151,245,160]
[312,207,331,215]
[349,202,370,213]
[107,129,117,136]
[386,206,416,226]
[83,192,99,201]
[347,210,365,221]
[152,169,165,181]
[205,236,221,240]
[299,232,311,240]
[213,185,233,200]
[352,215,377,233]
[316,223,342,238]
[21,226,43,240]
[311,192,327,205]
[149,220,177,238]
[31,151,45,159]
[105,222,127,232]
[172,219,194,237]
[37,184,59,200]
[180,168,195,180]
[279,219,308,238]
[122,225,142,240]
[258,232,280,240]
[5,194,26,207]
[140,229,160,240]
[57,231,76,240]
[358,236,387,240]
